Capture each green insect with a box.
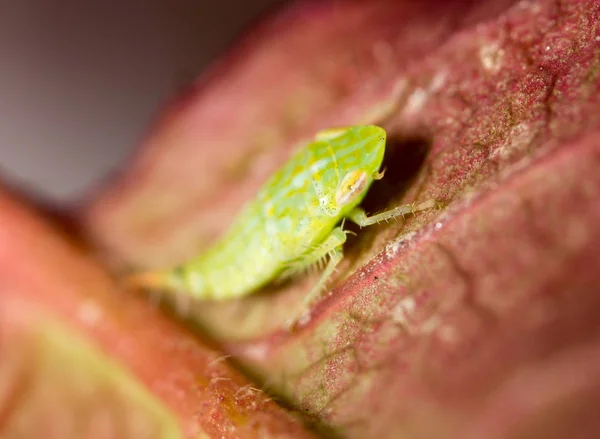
[128,125,434,316]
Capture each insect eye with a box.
[335,170,369,207]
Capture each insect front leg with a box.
[347,199,438,227]
[284,227,347,329]
[301,227,348,305]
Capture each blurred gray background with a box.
[0,0,282,204]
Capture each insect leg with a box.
[347,199,438,227]
[285,228,347,330]
[305,247,343,305]
[300,227,347,306]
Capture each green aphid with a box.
[128,126,434,314]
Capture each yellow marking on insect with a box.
[126,125,437,327]
[315,127,348,141]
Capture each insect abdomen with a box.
[190,184,334,299]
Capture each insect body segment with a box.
[127,125,434,312]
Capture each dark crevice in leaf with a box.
[343,134,433,253]
[366,134,433,212]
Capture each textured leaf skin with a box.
[0,189,315,438]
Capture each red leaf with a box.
[0,189,314,438]
[80,0,600,437]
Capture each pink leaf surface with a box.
[0,188,314,438]
[78,0,600,438]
